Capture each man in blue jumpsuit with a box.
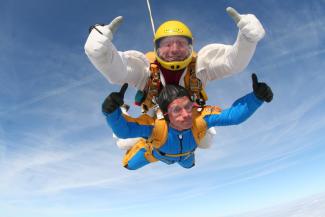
[102,74,273,170]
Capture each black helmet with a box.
[157,85,191,115]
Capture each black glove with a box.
[252,73,273,103]
[102,83,128,113]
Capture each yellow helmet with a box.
[154,20,194,71]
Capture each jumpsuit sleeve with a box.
[85,32,150,90]
[196,32,258,86]
[204,92,263,128]
[103,108,154,139]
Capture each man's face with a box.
[157,36,191,62]
[167,96,193,131]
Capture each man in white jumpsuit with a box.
[84,7,265,149]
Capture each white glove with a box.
[84,16,123,58]
[227,7,265,43]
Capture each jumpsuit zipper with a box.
[178,133,183,161]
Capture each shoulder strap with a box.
[191,108,207,145]
[140,51,208,113]
[191,106,222,146]
[148,118,168,149]
[138,51,161,112]
[184,52,208,106]
[145,51,156,64]
[122,113,155,125]
[148,106,222,149]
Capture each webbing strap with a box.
[155,149,195,158]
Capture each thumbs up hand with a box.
[89,16,123,40]
[85,16,123,58]
[226,7,265,43]
[102,83,129,113]
[251,73,273,103]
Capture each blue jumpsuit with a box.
[104,92,263,170]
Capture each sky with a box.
[0,0,325,217]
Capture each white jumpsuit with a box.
[85,32,259,90]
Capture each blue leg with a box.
[125,148,151,170]
[178,154,195,169]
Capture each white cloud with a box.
[223,192,325,217]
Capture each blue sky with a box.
[1,0,325,217]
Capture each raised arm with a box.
[84,16,150,90]
[102,84,154,138]
[196,7,265,85]
[204,74,273,128]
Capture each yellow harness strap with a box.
[122,113,155,126]
[145,51,156,63]
[148,118,168,149]
[122,106,222,167]
[148,118,195,158]
[140,52,160,112]
[192,106,222,146]
[191,109,207,145]
[183,53,208,105]
[122,138,158,167]
[141,51,207,112]
[147,106,221,149]
[156,150,194,158]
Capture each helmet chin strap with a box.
[146,0,156,37]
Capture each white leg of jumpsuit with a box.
[113,134,142,150]
[197,127,217,149]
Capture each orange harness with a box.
[121,105,222,166]
[134,51,208,113]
